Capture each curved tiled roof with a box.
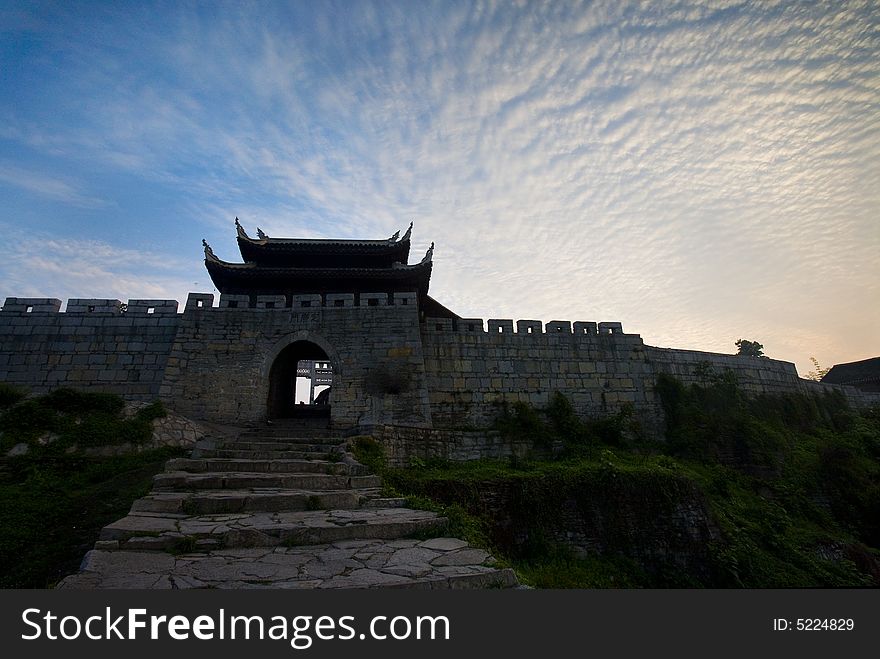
[202,227,433,300]
[235,218,413,264]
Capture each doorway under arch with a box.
[266,340,333,419]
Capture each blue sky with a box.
[1,0,877,375]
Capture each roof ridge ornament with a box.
[256,227,269,240]
[202,239,218,262]
[402,221,413,242]
[234,217,249,240]
[389,229,400,242]
[422,241,434,263]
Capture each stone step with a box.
[218,433,343,444]
[153,471,382,492]
[56,424,520,590]
[240,422,329,431]
[191,448,338,461]
[360,497,408,509]
[131,489,373,515]
[165,458,369,476]
[99,508,447,549]
[210,440,344,452]
[263,417,330,428]
[57,539,518,590]
[238,429,336,440]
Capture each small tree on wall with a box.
[735,339,765,357]
[804,357,830,381]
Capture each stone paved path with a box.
[58,422,516,589]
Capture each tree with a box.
[735,339,764,357]
[804,357,830,381]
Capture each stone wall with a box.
[648,346,880,409]
[126,401,208,450]
[0,297,180,399]
[0,293,434,428]
[420,317,879,436]
[159,293,432,427]
[646,346,801,393]
[355,425,549,468]
[421,318,658,431]
[2,295,876,436]
[405,471,721,580]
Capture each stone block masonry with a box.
[0,297,181,398]
[2,295,877,438]
[422,317,660,432]
[157,294,433,428]
[420,316,880,435]
[0,292,438,427]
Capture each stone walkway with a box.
[58,422,516,589]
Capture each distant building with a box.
[822,357,880,393]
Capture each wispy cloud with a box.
[1,0,877,374]
[0,230,199,306]
[0,163,107,208]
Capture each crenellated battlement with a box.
[1,297,179,315]
[1,294,629,342]
[214,291,419,310]
[1,298,63,314]
[5,223,870,439]
[1,292,421,315]
[425,317,628,336]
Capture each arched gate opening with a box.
[266,340,333,419]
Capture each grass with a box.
[0,385,179,587]
[0,447,184,587]
[3,380,876,589]
[355,385,880,588]
[0,386,167,454]
[515,545,651,588]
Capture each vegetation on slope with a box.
[2,375,877,589]
[0,385,182,587]
[355,377,880,588]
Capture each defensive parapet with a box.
[424,316,628,336]
[1,291,421,315]
[214,291,419,310]
[419,314,649,429]
[0,296,183,398]
[1,297,179,315]
[1,298,63,314]
[2,291,877,436]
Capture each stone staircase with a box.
[57,421,517,589]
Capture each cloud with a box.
[0,0,877,375]
[0,231,200,307]
[0,163,108,208]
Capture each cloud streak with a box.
[0,230,197,307]
[1,0,877,374]
[0,164,108,208]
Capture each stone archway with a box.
[266,339,334,419]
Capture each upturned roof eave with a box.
[204,258,432,276]
[234,220,414,257]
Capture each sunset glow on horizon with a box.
[1,0,877,375]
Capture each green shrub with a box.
[136,401,167,422]
[0,389,165,452]
[0,399,63,448]
[350,436,386,474]
[0,447,185,587]
[43,388,125,416]
[0,383,26,408]
[493,399,546,445]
